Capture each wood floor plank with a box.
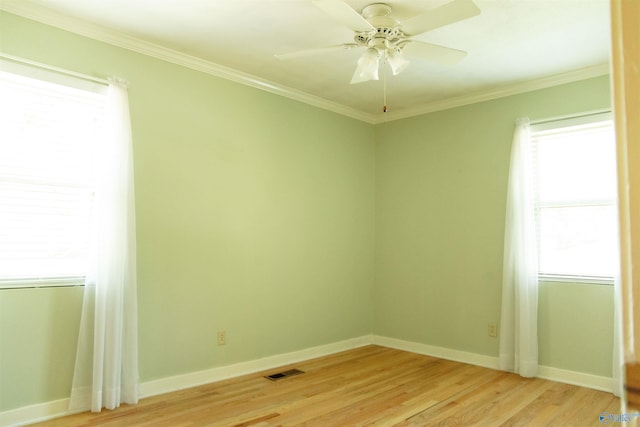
[29,345,620,426]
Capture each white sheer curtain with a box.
[69,78,139,412]
[499,118,539,378]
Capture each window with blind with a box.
[530,113,618,282]
[0,62,107,287]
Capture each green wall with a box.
[0,10,614,414]
[0,11,375,412]
[374,75,613,375]
[538,281,614,375]
[0,287,83,410]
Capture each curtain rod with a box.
[0,52,109,85]
[530,108,612,125]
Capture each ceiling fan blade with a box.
[402,41,467,65]
[312,0,375,32]
[275,44,359,60]
[401,0,481,36]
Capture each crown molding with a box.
[373,63,611,124]
[1,2,609,125]
[0,2,377,124]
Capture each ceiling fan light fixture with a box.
[350,47,380,84]
[386,49,410,76]
[282,0,480,90]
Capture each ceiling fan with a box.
[275,0,481,84]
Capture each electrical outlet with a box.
[217,330,226,346]
[488,323,498,338]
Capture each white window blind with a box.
[530,113,618,281]
[0,64,106,286]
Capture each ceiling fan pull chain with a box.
[383,54,388,113]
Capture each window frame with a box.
[529,111,617,285]
[0,58,108,289]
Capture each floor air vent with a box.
[265,369,305,381]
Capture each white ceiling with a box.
[1,0,611,122]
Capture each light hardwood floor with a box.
[32,345,620,426]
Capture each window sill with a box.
[0,276,85,290]
[538,274,614,286]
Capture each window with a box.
[530,113,618,282]
[0,60,107,287]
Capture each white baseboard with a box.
[537,365,613,393]
[0,398,71,427]
[373,335,613,393]
[0,335,373,427]
[1,334,614,426]
[373,335,501,370]
[140,335,373,398]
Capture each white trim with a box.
[537,365,613,393]
[0,335,373,426]
[530,110,612,130]
[372,335,613,393]
[373,64,610,123]
[0,276,85,290]
[0,2,376,124]
[0,398,74,427]
[140,335,373,398]
[1,3,609,124]
[538,274,615,286]
[530,108,612,126]
[1,334,614,426]
[373,335,500,370]
[0,52,108,86]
